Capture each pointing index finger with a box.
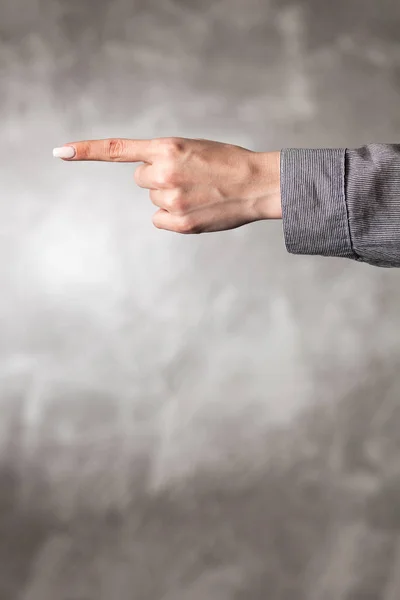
[53,138,155,163]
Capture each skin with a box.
[58,137,282,233]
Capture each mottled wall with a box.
[1,1,400,599]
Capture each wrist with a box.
[249,151,282,220]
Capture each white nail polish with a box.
[53,146,76,159]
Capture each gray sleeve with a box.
[280,144,400,267]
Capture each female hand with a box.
[53,137,281,233]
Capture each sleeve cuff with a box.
[345,145,400,267]
[280,148,356,260]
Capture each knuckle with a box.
[78,143,90,159]
[154,172,168,188]
[160,137,185,158]
[106,138,125,160]
[164,191,185,213]
[176,215,198,234]
[149,189,159,205]
[155,165,176,188]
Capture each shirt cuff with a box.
[345,145,400,267]
[280,148,356,260]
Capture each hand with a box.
[53,137,282,233]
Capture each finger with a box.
[152,209,177,232]
[134,164,156,189]
[149,190,164,208]
[53,138,155,163]
[149,190,185,212]
[152,209,198,234]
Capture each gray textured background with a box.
[1,1,400,598]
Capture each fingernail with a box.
[53,146,76,159]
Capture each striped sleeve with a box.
[280,144,400,268]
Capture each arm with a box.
[53,138,400,267]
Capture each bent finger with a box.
[134,164,157,189]
[149,190,165,208]
[152,209,199,234]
